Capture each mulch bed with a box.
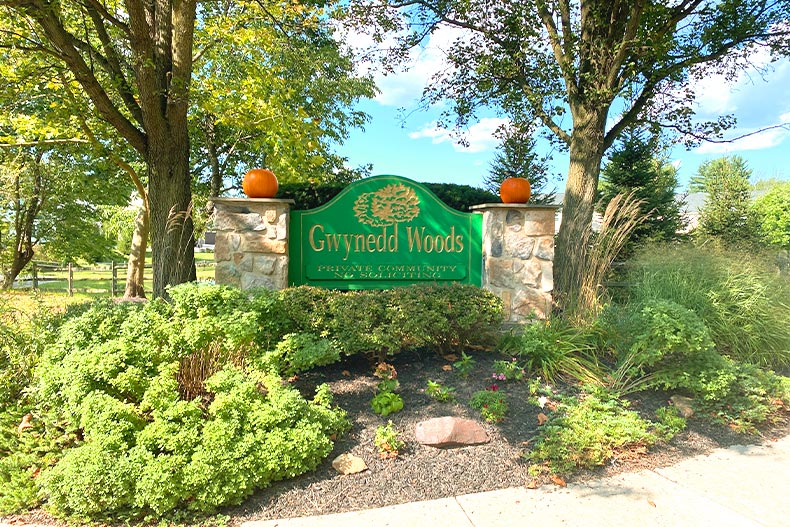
[4,348,786,526]
[226,348,790,524]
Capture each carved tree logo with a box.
[354,183,420,226]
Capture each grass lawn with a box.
[17,251,216,297]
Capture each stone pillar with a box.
[210,197,294,290]
[470,204,559,323]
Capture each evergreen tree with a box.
[694,155,757,244]
[485,125,556,204]
[598,131,685,252]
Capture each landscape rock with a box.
[332,453,368,475]
[415,416,489,448]
[670,395,695,418]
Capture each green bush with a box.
[328,290,399,359]
[601,299,715,383]
[601,299,790,432]
[625,243,790,368]
[388,284,503,354]
[278,181,496,212]
[499,319,602,384]
[752,182,790,249]
[528,388,665,475]
[281,284,504,361]
[261,333,341,376]
[39,368,348,518]
[14,285,349,520]
[1,295,79,515]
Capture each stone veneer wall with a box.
[470,204,558,323]
[211,198,558,323]
[211,198,294,291]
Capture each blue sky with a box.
[335,26,790,193]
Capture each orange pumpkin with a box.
[242,168,278,198]
[499,177,531,203]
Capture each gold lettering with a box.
[389,224,398,251]
[375,226,387,252]
[342,234,353,261]
[406,226,423,251]
[353,234,365,253]
[309,224,325,251]
[327,233,341,252]
[444,226,456,252]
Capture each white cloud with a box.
[376,26,471,106]
[694,112,790,154]
[409,117,509,153]
[338,22,471,108]
[684,50,790,154]
[692,47,776,116]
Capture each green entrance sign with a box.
[289,175,483,289]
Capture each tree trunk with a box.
[148,138,195,298]
[554,107,608,307]
[204,116,221,217]
[0,241,34,289]
[123,204,149,298]
[1,155,43,290]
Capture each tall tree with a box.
[484,124,556,204]
[189,2,375,231]
[1,0,198,297]
[350,0,790,305]
[695,155,757,243]
[751,181,790,249]
[0,25,152,297]
[0,147,130,288]
[598,130,685,252]
[191,1,375,195]
[1,2,376,297]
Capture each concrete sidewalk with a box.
[243,435,790,527]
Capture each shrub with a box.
[387,284,503,354]
[528,388,665,475]
[654,406,687,440]
[20,285,349,520]
[328,290,399,360]
[600,299,715,383]
[470,388,508,422]
[280,284,503,361]
[625,243,790,368]
[499,319,603,385]
[374,421,405,458]
[39,368,348,518]
[601,299,790,432]
[752,182,790,249]
[1,294,88,515]
[259,333,341,377]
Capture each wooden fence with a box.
[15,260,215,297]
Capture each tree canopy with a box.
[1,0,375,297]
[348,0,790,305]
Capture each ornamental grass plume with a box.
[570,191,648,321]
